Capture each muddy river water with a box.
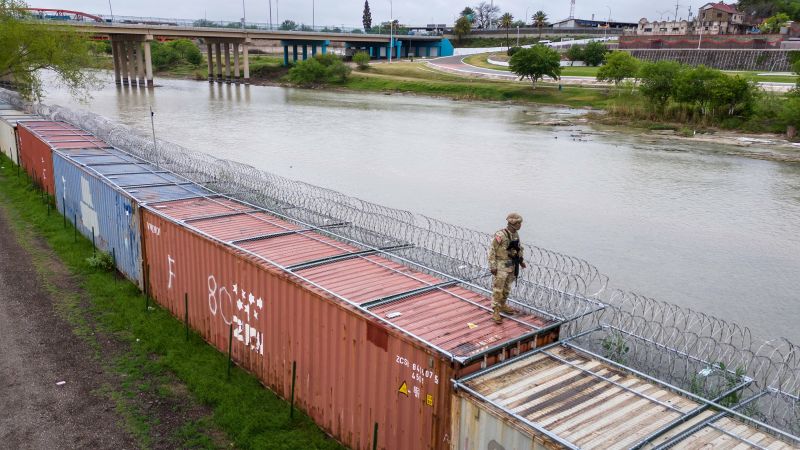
[42,74,800,343]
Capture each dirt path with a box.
[0,207,137,448]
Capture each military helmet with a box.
[506,213,523,225]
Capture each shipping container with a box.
[54,145,214,289]
[141,195,563,450]
[452,343,798,449]
[17,121,108,195]
[0,110,42,165]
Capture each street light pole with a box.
[268,0,273,30]
[242,0,247,29]
[108,0,114,23]
[312,0,315,30]
[605,5,611,39]
[388,0,393,63]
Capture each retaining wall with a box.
[626,49,798,71]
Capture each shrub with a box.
[596,52,640,86]
[170,39,203,65]
[150,39,203,70]
[779,94,800,130]
[86,252,115,271]
[675,65,726,115]
[507,46,522,56]
[582,41,608,66]
[353,51,370,69]
[287,54,351,86]
[638,60,684,111]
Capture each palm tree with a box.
[533,10,548,38]
[500,12,514,49]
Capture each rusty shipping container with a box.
[452,343,799,449]
[0,110,41,165]
[141,195,562,450]
[17,121,107,196]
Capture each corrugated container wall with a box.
[0,110,40,164]
[17,121,57,194]
[53,149,144,287]
[141,206,455,450]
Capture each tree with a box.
[532,10,548,38]
[582,41,608,66]
[474,1,500,28]
[737,0,800,21]
[638,60,684,111]
[565,45,583,65]
[353,51,370,69]
[362,0,372,31]
[707,75,757,117]
[279,20,298,30]
[759,13,791,33]
[675,65,724,115]
[460,6,475,22]
[509,44,561,89]
[500,13,514,49]
[794,59,800,89]
[287,54,351,86]
[596,52,640,86]
[0,0,96,100]
[454,16,472,43]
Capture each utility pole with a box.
[312,0,315,30]
[388,0,393,63]
[108,0,114,23]
[268,0,272,29]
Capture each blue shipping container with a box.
[54,149,145,287]
[54,145,213,288]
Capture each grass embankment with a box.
[346,62,610,108]
[0,156,343,450]
[461,53,800,84]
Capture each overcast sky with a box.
[35,0,701,27]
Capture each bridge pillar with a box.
[136,42,146,86]
[233,42,240,83]
[312,44,317,56]
[242,43,250,84]
[126,41,135,85]
[283,46,289,66]
[292,45,298,62]
[224,42,232,83]
[215,42,223,82]
[144,40,153,87]
[111,40,121,84]
[302,45,308,61]
[120,41,130,85]
[206,43,214,82]
[321,42,328,55]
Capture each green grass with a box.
[345,62,611,108]
[0,156,344,450]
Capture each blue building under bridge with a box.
[280,37,454,65]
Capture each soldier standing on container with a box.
[488,213,527,324]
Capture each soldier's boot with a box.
[499,304,516,315]
[492,306,503,325]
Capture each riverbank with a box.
[0,155,344,449]
[149,57,800,153]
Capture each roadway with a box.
[428,55,797,92]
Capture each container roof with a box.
[147,195,558,364]
[55,146,213,204]
[20,121,110,150]
[457,344,797,449]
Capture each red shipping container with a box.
[17,121,109,196]
[142,196,560,450]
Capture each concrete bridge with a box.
[61,22,454,86]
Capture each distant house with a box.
[636,18,692,35]
[696,2,755,34]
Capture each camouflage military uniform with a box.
[488,213,525,323]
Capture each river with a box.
[41,73,800,343]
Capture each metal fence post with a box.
[372,422,379,450]
[184,293,189,341]
[227,323,234,379]
[112,248,117,283]
[62,197,66,228]
[290,360,297,419]
[73,214,77,243]
[91,226,96,257]
[144,264,150,312]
